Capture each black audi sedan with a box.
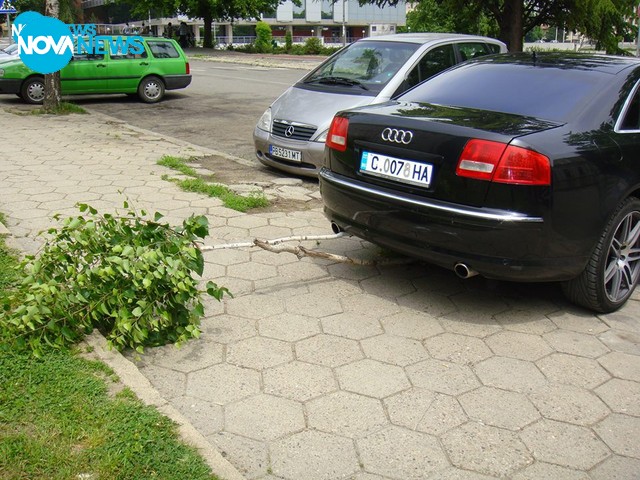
[320,53,640,313]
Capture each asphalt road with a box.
[72,60,309,165]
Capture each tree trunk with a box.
[498,0,524,52]
[44,0,62,111]
[203,13,213,49]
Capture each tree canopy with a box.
[379,0,638,53]
[118,0,285,48]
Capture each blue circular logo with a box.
[13,11,73,74]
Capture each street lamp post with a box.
[342,0,346,46]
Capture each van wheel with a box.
[138,76,165,103]
[21,77,45,104]
[562,197,640,313]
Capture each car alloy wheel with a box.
[563,198,640,312]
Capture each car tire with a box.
[21,77,45,104]
[563,197,640,313]
[137,76,165,103]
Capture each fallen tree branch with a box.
[199,232,413,266]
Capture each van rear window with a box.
[147,41,180,59]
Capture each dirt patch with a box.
[192,154,323,212]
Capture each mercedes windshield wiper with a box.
[304,76,369,90]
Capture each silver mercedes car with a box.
[253,33,507,177]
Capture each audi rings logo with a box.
[381,128,413,144]
[284,126,295,137]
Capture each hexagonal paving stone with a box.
[520,419,610,469]
[321,312,384,340]
[594,414,640,459]
[589,455,640,480]
[358,426,448,479]
[598,329,640,356]
[397,291,458,317]
[495,310,558,335]
[598,351,640,382]
[459,387,540,430]
[278,261,330,284]
[360,273,416,298]
[548,310,609,334]
[227,336,293,370]
[209,431,269,479]
[326,262,380,281]
[171,395,223,436]
[536,353,611,389]
[407,359,480,396]
[340,293,401,317]
[384,388,467,436]
[271,430,360,480]
[434,468,497,480]
[186,364,260,404]
[225,294,285,320]
[361,334,429,366]
[263,361,337,402]
[337,359,410,399]
[307,391,388,438]
[204,248,251,267]
[485,331,553,361]
[226,261,278,281]
[424,333,493,365]
[138,364,186,400]
[529,383,610,426]
[142,341,224,373]
[595,378,640,416]
[511,462,590,480]
[296,334,363,368]
[380,310,444,340]
[543,330,610,358]
[258,313,320,342]
[474,357,547,393]
[285,292,343,318]
[201,315,257,345]
[225,394,304,441]
[442,422,533,477]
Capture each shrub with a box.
[254,21,273,53]
[285,30,293,52]
[303,36,323,55]
[0,202,228,357]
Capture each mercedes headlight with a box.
[257,107,272,132]
[315,128,329,143]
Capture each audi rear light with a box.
[326,116,349,152]
[457,139,550,186]
[185,62,190,74]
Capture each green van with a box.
[0,37,191,104]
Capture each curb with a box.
[84,332,246,480]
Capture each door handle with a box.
[140,62,149,66]
[96,63,107,68]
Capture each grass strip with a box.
[0,225,219,480]
[158,155,269,212]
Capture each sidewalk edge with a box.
[84,331,247,480]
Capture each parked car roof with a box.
[360,32,507,45]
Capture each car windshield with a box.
[399,59,612,122]
[303,40,420,94]
[1,44,19,55]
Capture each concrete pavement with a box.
[2,99,640,480]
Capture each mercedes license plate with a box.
[270,145,301,162]
[360,151,433,187]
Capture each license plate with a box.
[270,145,301,162]
[360,151,433,188]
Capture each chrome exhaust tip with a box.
[330,222,344,234]
[454,263,479,279]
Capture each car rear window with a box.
[399,61,611,122]
[147,41,181,59]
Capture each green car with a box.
[0,37,191,104]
